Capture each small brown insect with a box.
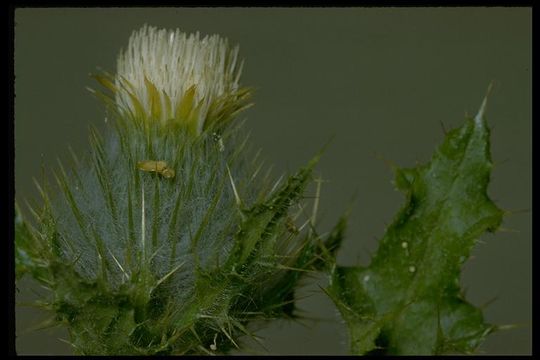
[285,217,299,234]
[137,160,175,179]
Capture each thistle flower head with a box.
[17,24,328,356]
[114,25,251,134]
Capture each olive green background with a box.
[14,7,531,355]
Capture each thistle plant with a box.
[15,25,508,355]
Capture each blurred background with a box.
[14,7,531,355]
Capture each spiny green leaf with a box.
[15,204,49,280]
[313,213,348,271]
[227,153,320,267]
[327,94,504,355]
